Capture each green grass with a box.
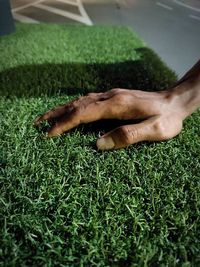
[0,23,199,266]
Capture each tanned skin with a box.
[34,60,200,150]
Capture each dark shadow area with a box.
[78,118,146,151]
[77,118,144,135]
[0,47,177,97]
[37,118,144,138]
[35,117,149,152]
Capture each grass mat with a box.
[0,23,200,266]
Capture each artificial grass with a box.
[0,23,177,97]
[0,23,199,266]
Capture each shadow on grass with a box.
[37,118,143,139]
[36,118,147,152]
[1,47,177,139]
[0,48,177,97]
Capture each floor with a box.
[11,0,92,25]
[10,0,200,78]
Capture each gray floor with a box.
[11,0,200,77]
[82,0,200,77]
